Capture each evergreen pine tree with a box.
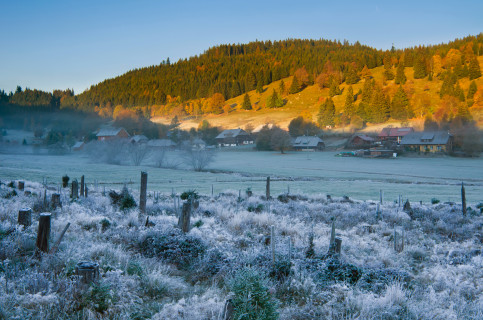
[454,82,465,102]
[242,93,252,110]
[279,80,285,95]
[317,98,335,127]
[266,89,283,108]
[370,84,388,123]
[413,55,427,79]
[469,56,482,80]
[345,66,360,84]
[439,71,456,98]
[289,75,301,94]
[329,80,341,97]
[391,86,411,120]
[467,80,477,100]
[344,86,355,119]
[395,60,407,84]
[256,81,264,94]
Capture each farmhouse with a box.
[96,127,130,141]
[130,135,148,144]
[72,141,85,151]
[348,134,374,148]
[378,127,414,144]
[400,131,453,153]
[215,129,253,146]
[292,136,325,151]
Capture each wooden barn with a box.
[348,134,374,148]
[378,127,414,144]
[215,129,254,146]
[400,131,453,153]
[292,136,325,151]
[96,127,130,141]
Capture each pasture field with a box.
[1,148,482,204]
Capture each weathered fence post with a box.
[271,225,276,264]
[266,176,270,200]
[71,180,78,199]
[140,171,147,214]
[461,182,466,215]
[49,222,70,254]
[75,261,100,284]
[51,193,61,209]
[18,208,32,228]
[394,228,397,251]
[376,203,381,220]
[211,184,214,197]
[36,213,51,253]
[334,237,342,254]
[288,236,292,262]
[80,175,85,197]
[18,181,25,191]
[221,297,234,320]
[380,189,383,204]
[178,201,191,233]
[84,186,88,198]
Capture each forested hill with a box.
[1,34,483,130]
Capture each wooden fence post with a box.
[80,175,85,197]
[178,201,191,233]
[18,208,32,228]
[71,180,78,199]
[18,181,25,191]
[51,193,61,209]
[461,182,466,215]
[266,176,270,200]
[271,225,276,264]
[36,213,51,253]
[140,171,147,214]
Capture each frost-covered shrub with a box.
[83,282,112,313]
[357,268,413,294]
[316,258,362,285]
[139,228,206,270]
[229,267,279,320]
[431,198,440,204]
[62,175,69,188]
[188,248,230,284]
[100,218,111,232]
[109,187,136,211]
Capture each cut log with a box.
[18,208,32,228]
[75,261,100,284]
[36,213,51,253]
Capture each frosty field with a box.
[1,149,482,203]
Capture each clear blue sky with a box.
[1,0,481,95]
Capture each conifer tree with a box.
[329,80,341,97]
[317,98,335,127]
[345,65,360,84]
[279,80,285,95]
[256,81,264,94]
[242,93,252,110]
[266,89,283,108]
[391,86,411,120]
[395,60,407,84]
[440,71,456,98]
[413,55,427,79]
[454,82,465,102]
[344,86,355,119]
[370,83,389,123]
[467,80,477,100]
[289,75,301,94]
[469,56,482,80]
[383,51,395,80]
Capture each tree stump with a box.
[75,261,100,284]
[140,171,147,214]
[18,208,32,228]
[51,193,61,209]
[80,175,85,197]
[36,213,51,253]
[71,180,78,199]
[178,202,191,233]
[18,181,25,191]
[266,176,271,200]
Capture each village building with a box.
[96,127,130,141]
[72,141,85,151]
[400,131,453,153]
[292,136,325,151]
[146,139,177,150]
[348,134,375,148]
[215,129,254,146]
[130,135,148,144]
[378,127,414,144]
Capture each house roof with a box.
[96,127,129,137]
[146,139,176,147]
[72,141,84,148]
[352,134,374,142]
[378,127,414,138]
[130,135,148,143]
[215,129,249,139]
[292,136,324,148]
[400,131,452,145]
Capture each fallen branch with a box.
[49,222,71,254]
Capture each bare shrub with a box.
[129,143,150,166]
[182,148,216,171]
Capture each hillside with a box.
[154,56,483,131]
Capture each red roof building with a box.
[378,127,414,144]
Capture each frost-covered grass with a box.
[0,181,482,319]
[1,149,483,202]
